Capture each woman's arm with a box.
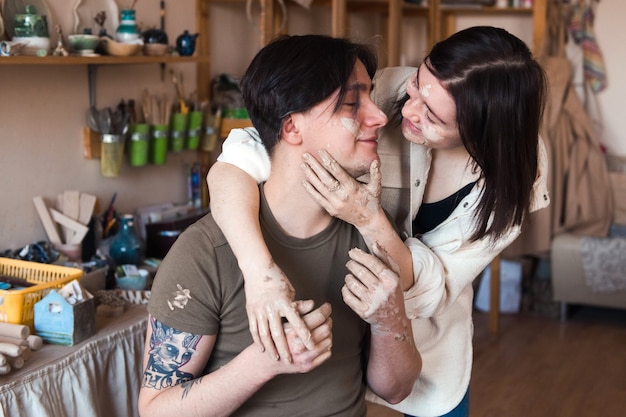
[207,161,313,362]
[301,150,415,291]
[343,244,421,404]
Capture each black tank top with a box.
[412,181,477,235]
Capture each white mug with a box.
[0,41,26,56]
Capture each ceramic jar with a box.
[13,4,48,37]
[175,30,198,56]
[115,9,139,43]
[11,4,50,55]
[109,214,143,266]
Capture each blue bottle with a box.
[109,214,143,266]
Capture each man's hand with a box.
[301,149,383,228]
[277,301,333,374]
[243,261,314,363]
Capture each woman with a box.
[207,26,549,417]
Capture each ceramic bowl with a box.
[11,36,50,56]
[102,38,142,57]
[143,43,168,56]
[142,28,169,45]
[68,34,101,54]
[115,268,149,290]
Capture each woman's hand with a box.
[301,149,383,228]
[243,261,314,363]
[342,242,406,330]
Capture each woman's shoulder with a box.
[373,66,416,102]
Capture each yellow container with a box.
[0,258,83,329]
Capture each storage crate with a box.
[0,258,84,329]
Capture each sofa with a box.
[551,232,626,319]
[551,170,626,319]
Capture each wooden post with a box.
[488,254,501,336]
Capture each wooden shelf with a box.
[0,55,209,66]
[438,6,533,14]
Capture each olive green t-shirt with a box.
[148,185,369,416]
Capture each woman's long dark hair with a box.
[398,26,547,242]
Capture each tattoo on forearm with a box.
[181,377,204,399]
[143,317,202,390]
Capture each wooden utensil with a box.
[33,196,62,246]
[62,190,80,243]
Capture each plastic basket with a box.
[0,258,84,329]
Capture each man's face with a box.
[293,60,388,178]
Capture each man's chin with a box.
[346,157,379,178]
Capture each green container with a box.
[186,111,203,150]
[150,124,169,165]
[129,124,150,166]
[169,113,187,152]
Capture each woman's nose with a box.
[402,97,422,122]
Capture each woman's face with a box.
[401,64,462,149]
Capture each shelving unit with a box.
[0,0,211,95]
[0,55,207,65]
[238,0,546,66]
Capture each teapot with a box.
[176,30,198,56]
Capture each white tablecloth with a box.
[0,304,148,417]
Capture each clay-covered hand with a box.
[342,243,407,332]
[277,301,333,374]
[244,261,314,363]
[301,149,383,228]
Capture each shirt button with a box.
[463,202,469,208]
[543,194,548,201]
[414,179,421,187]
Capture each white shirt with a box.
[217,67,550,416]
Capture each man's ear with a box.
[281,114,303,145]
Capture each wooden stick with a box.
[49,209,90,245]
[32,197,62,245]
[62,190,80,243]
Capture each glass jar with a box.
[109,214,143,266]
[115,9,139,43]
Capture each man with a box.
[138,34,421,417]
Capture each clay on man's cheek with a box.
[341,117,361,139]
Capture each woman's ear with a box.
[281,114,303,145]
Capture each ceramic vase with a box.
[109,214,143,266]
[115,8,139,43]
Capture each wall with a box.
[210,1,626,156]
[595,0,626,155]
[2,1,624,250]
[0,1,198,249]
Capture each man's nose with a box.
[365,101,388,127]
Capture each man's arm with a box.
[342,245,421,404]
[139,303,332,417]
